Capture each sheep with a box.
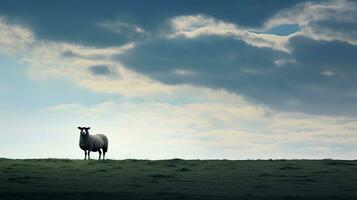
[77,127,108,160]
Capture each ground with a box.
[0,158,356,199]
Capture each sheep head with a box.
[78,127,90,136]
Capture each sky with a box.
[0,0,356,160]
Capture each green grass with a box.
[0,158,356,199]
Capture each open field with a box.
[0,158,356,199]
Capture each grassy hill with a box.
[0,158,356,199]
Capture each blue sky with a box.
[0,0,356,159]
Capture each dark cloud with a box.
[0,0,304,47]
[289,36,357,76]
[1,0,356,117]
[61,51,79,58]
[118,35,357,117]
[89,65,111,76]
[118,36,294,108]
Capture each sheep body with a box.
[80,134,108,152]
[78,127,108,160]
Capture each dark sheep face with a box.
[78,127,90,136]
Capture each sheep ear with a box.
[87,127,91,130]
[77,127,82,130]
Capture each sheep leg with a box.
[84,150,87,160]
[88,151,91,160]
[103,151,106,160]
[98,149,102,160]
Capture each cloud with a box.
[119,35,288,82]
[89,65,112,76]
[120,33,357,116]
[97,20,147,35]
[321,70,334,76]
[264,0,357,45]
[116,1,357,117]
[0,17,172,97]
[25,43,172,96]
[169,0,357,53]
[58,43,135,59]
[0,0,304,48]
[169,15,295,52]
[1,0,357,117]
[0,17,34,55]
[47,88,357,159]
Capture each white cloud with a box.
[97,20,148,35]
[46,88,357,159]
[173,69,196,76]
[264,0,357,45]
[0,17,172,97]
[24,41,172,96]
[0,17,34,56]
[169,15,294,52]
[169,0,357,54]
[322,70,335,76]
[61,42,135,58]
[274,59,296,67]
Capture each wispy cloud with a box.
[47,88,357,159]
[264,0,357,45]
[168,0,357,54]
[169,15,294,52]
[0,16,171,96]
[0,17,34,55]
[97,20,147,35]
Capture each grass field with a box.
[0,158,356,199]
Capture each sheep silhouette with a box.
[78,127,108,160]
